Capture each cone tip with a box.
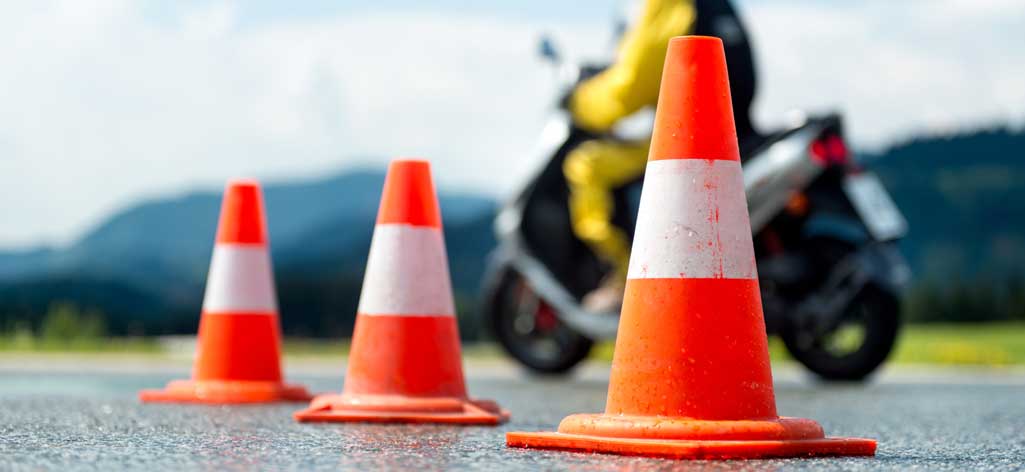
[388,159,431,175]
[226,178,261,191]
[668,35,723,48]
[649,34,739,162]
[378,158,441,228]
[216,178,268,245]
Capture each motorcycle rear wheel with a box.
[782,284,900,381]
[484,269,593,374]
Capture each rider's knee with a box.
[573,216,613,244]
[563,147,598,186]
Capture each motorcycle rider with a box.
[565,0,759,311]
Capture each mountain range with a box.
[0,170,498,337]
[1,126,1023,334]
[868,127,1025,282]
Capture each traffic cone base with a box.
[508,414,875,458]
[294,394,509,425]
[556,414,824,441]
[139,380,311,404]
[293,314,509,424]
[506,431,876,460]
[139,313,313,403]
[294,160,508,425]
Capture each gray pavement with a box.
[1,361,1023,471]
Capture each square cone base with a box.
[294,393,510,426]
[139,379,313,404]
[506,431,876,460]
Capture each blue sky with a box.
[0,0,1023,249]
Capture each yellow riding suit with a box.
[565,0,697,281]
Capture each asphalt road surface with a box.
[1,360,1023,471]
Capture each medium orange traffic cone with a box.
[140,179,311,404]
[506,36,876,459]
[294,160,509,425]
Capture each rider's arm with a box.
[570,0,696,133]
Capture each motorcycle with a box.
[480,37,911,381]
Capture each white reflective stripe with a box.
[627,159,757,280]
[202,244,278,313]
[358,224,455,316]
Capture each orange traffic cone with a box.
[294,160,509,425]
[140,179,311,404]
[506,36,876,459]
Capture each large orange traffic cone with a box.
[506,36,876,459]
[294,160,509,425]
[140,179,311,404]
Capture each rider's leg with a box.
[563,139,650,294]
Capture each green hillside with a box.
[869,127,1025,322]
[1,127,1023,338]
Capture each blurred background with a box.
[0,0,1023,367]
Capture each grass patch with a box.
[281,338,506,359]
[2,323,1024,367]
[282,338,349,357]
[0,335,160,353]
[593,323,1025,366]
[591,337,791,363]
[890,322,1025,366]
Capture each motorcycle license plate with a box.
[842,172,908,241]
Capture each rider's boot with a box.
[582,274,625,314]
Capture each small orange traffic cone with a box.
[506,36,876,459]
[294,160,509,425]
[140,179,311,404]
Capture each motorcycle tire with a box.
[782,284,900,381]
[483,268,593,375]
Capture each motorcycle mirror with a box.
[538,35,560,63]
[612,19,628,43]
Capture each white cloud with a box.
[0,0,1021,248]
[0,1,604,248]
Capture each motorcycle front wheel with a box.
[484,269,593,374]
[782,284,900,381]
